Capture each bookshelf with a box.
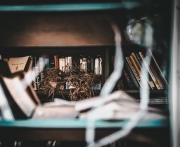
[0,0,173,147]
[0,45,168,104]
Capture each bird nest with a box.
[39,67,101,101]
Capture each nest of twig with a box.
[65,73,101,101]
[39,67,60,99]
[39,67,101,101]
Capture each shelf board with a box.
[0,118,168,129]
[124,89,167,94]
[36,89,167,97]
[36,90,100,96]
[0,2,140,12]
[113,89,167,100]
[0,118,169,141]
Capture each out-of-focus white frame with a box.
[170,0,180,147]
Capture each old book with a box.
[27,56,33,71]
[125,57,142,88]
[79,101,166,120]
[123,59,140,89]
[0,82,14,120]
[7,56,30,73]
[122,69,133,89]
[137,52,161,90]
[1,74,78,119]
[129,53,141,76]
[139,52,167,89]
[130,53,154,90]
[38,57,45,81]
[45,58,50,69]
[32,56,40,90]
[116,77,126,90]
[54,55,59,68]
[59,57,66,72]
[75,91,166,120]
[133,52,156,90]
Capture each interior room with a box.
[0,0,179,147]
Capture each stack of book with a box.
[121,51,168,90]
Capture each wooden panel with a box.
[0,13,114,46]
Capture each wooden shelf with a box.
[0,2,140,12]
[0,118,169,146]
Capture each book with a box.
[130,53,155,90]
[123,59,140,89]
[116,77,125,90]
[7,56,30,73]
[122,69,133,89]
[139,51,167,89]
[50,57,55,67]
[54,55,59,68]
[32,56,40,90]
[0,73,78,119]
[75,91,166,120]
[150,52,168,88]
[45,58,50,69]
[3,76,37,118]
[27,56,33,71]
[59,57,65,72]
[39,57,45,80]
[137,52,161,90]
[0,82,14,120]
[130,53,141,76]
[132,52,156,90]
[137,97,168,104]
[125,57,142,88]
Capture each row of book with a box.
[1,50,167,92]
[3,54,103,74]
[39,55,103,74]
[34,55,103,91]
[2,54,103,91]
[119,51,168,90]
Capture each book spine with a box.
[138,52,161,90]
[139,52,165,89]
[123,69,137,89]
[150,52,168,88]
[87,56,91,73]
[125,57,141,87]
[131,52,141,74]
[33,57,40,90]
[116,78,125,90]
[90,56,94,73]
[134,52,156,90]
[82,57,87,72]
[59,57,65,72]
[25,56,33,72]
[54,55,59,68]
[129,54,152,89]
[131,53,156,90]
[129,53,141,81]
[45,58,50,69]
[29,56,33,70]
[124,59,140,89]
[94,57,100,75]
[67,56,72,72]
[139,52,166,89]
[39,57,45,81]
